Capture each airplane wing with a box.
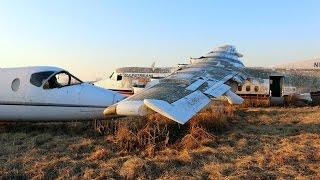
[104,45,248,124]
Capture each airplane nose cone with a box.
[80,83,125,107]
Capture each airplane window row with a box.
[30,71,82,89]
[237,85,259,92]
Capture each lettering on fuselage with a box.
[123,73,153,78]
[314,62,320,68]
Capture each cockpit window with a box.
[55,72,70,87]
[70,74,82,85]
[30,71,55,87]
[43,71,82,89]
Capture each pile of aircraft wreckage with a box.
[1,45,320,124]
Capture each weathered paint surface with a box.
[104,45,247,124]
[246,68,320,93]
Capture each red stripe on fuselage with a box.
[109,89,134,96]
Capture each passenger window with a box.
[43,71,82,89]
[11,78,20,92]
[30,71,55,87]
[246,86,251,92]
[117,75,123,81]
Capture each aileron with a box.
[144,91,211,124]
[204,84,231,97]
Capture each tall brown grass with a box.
[1,106,320,179]
[98,103,236,155]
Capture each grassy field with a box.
[0,105,320,179]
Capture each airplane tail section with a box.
[151,62,156,71]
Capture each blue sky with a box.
[0,0,319,80]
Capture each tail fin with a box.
[151,62,156,71]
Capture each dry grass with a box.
[1,104,320,179]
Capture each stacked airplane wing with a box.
[104,45,248,124]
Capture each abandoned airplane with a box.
[2,46,319,124]
[94,64,188,96]
[97,56,320,106]
[104,45,248,124]
[103,45,320,124]
[0,66,125,121]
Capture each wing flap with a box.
[204,83,231,97]
[186,79,206,91]
[144,90,211,124]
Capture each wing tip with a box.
[144,99,190,125]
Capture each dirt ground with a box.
[0,106,320,179]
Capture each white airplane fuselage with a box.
[95,67,177,96]
[0,66,125,121]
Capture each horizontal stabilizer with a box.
[144,91,211,124]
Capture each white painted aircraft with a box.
[104,45,320,124]
[94,63,187,96]
[0,66,125,121]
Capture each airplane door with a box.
[270,76,283,97]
